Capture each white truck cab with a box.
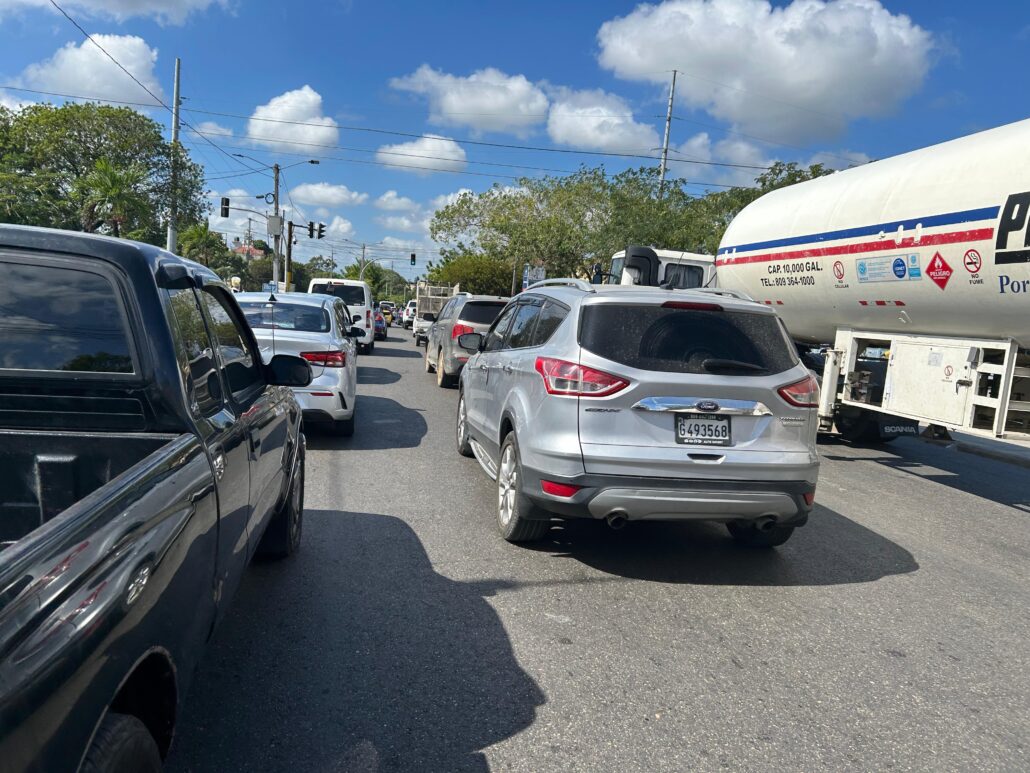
[609,246,716,289]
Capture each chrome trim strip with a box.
[631,397,773,416]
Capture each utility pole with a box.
[285,220,294,290]
[272,163,281,286]
[658,69,678,196]
[166,57,181,252]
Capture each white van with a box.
[307,278,375,353]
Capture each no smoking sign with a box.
[963,249,982,273]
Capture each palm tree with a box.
[178,221,229,266]
[78,158,148,237]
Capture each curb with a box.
[953,440,1030,471]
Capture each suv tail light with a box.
[301,350,346,368]
[778,374,819,407]
[661,300,723,311]
[452,323,474,339]
[534,357,629,397]
[541,480,582,497]
[365,309,371,328]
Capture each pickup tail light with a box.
[778,374,819,407]
[534,357,629,397]
[541,480,582,497]
[301,350,346,368]
[452,323,474,339]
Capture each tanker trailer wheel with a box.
[835,410,895,445]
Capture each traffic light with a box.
[307,221,315,239]
[317,222,326,239]
[410,252,416,266]
[219,197,229,218]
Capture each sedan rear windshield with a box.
[239,302,330,332]
[311,283,366,306]
[579,303,798,375]
[458,301,507,325]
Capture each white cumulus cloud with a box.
[546,87,659,152]
[0,0,224,24]
[16,34,164,105]
[429,189,473,211]
[195,120,232,138]
[325,215,354,239]
[375,190,419,212]
[390,65,548,137]
[375,134,467,176]
[597,0,934,143]
[291,182,368,207]
[375,214,423,233]
[247,86,338,152]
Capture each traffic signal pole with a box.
[285,220,293,290]
[272,163,281,286]
[166,58,181,253]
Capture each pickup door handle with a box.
[212,450,226,481]
[502,363,514,374]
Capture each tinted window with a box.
[663,264,704,289]
[483,304,518,352]
[458,301,506,325]
[0,262,132,373]
[506,303,541,349]
[201,290,263,399]
[239,302,330,332]
[333,301,350,334]
[579,304,798,375]
[312,283,366,306]
[167,288,222,416]
[530,300,569,346]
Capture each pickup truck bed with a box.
[1,429,175,548]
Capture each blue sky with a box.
[0,0,1027,275]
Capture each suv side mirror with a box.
[266,354,312,387]
[422,312,436,322]
[349,326,364,338]
[457,333,484,352]
[352,313,362,323]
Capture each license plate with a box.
[675,414,731,446]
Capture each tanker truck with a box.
[616,117,1030,442]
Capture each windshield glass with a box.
[311,283,366,306]
[608,256,625,284]
[239,302,330,332]
[663,264,704,289]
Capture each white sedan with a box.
[237,292,359,435]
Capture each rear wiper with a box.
[702,358,766,373]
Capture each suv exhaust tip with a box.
[754,515,777,533]
[606,512,628,530]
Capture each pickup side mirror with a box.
[422,312,436,322]
[349,326,364,338]
[352,313,362,323]
[457,333,484,352]
[266,354,312,387]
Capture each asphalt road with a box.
[167,331,1029,772]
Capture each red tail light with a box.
[452,323,474,339]
[301,350,346,367]
[803,491,815,506]
[778,374,819,407]
[534,357,629,397]
[365,310,371,327]
[541,480,582,497]
[661,300,723,311]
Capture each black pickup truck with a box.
[0,226,312,772]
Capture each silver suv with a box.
[425,293,508,388]
[455,280,819,548]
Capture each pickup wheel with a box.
[456,393,474,457]
[425,345,436,373]
[437,350,456,388]
[258,438,305,559]
[726,521,795,548]
[81,712,161,773]
[496,433,550,543]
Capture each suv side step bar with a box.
[469,438,497,481]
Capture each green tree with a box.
[76,158,149,237]
[0,102,206,244]
[427,248,512,295]
[178,221,230,266]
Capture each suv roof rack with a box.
[526,278,596,293]
[690,287,754,302]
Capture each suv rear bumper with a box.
[519,467,813,526]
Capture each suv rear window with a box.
[458,301,506,325]
[311,283,365,306]
[579,303,797,375]
[239,302,330,332]
[1,261,133,373]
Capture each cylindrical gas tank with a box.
[717,118,1030,344]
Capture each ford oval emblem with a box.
[696,400,720,412]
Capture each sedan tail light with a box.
[534,357,629,397]
[778,374,819,407]
[301,350,346,368]
[452,323,475,339]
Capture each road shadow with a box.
[357,365,400,385]
[305,396,427,451]
[371,343,423,359]
[167,511,544,772]
[520,505,917,586]
[820,435,1030,510]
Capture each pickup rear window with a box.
[579,303,798,375]
[239,302,330,333]
[458,301,506,325]
[1,262,133,373]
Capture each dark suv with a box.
[424,293,508,387]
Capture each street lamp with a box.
[230,155,319,285]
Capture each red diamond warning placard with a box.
[927,251,953,290]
